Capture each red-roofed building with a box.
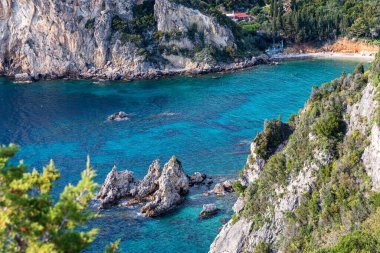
[225,12,253,22]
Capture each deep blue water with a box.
[0,59,366,252]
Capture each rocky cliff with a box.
[0,0,263,81]
[210,53,380,252]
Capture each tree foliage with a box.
[0,144,99,253]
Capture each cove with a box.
[0,58,366,252]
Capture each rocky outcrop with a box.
[347,82,377,134]
[206,180,235,196]
[363,122,380,191]
[140,156,189,216]
[199,203,219,219]
[188,172,207,186]
[107,111,129,121]
[14,73,32,83]
[155,0,235,51]
[134,159,161,198]
[97,156,191,216]
[210,218,253,253]
[212,183,226,196]
[97,166,136,208]
[0,0,264,81]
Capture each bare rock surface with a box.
[97,156,191,217]
[140,156,189,216]
[199,204,219,219]
[0,0,265,81]
[363,125,380,191]
[97,166,136,208]
[189,172,207,186]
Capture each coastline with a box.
[5,51,376,83]
[271,51,376,61]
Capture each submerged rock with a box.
[107,111,129,121]
[199,204,219,219]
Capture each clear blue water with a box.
[0,59,366,252]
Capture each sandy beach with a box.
[271,51,376,61]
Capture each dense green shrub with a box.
[232,180,247,195]
[254,241,271,253]
[313,112,345,140]
[319,231,380,253]
[85,18,95,29]
[254,119,293,159]
[354,63,365,75]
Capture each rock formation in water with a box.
[97,156,191,217]
[0,0,267,82]
[107,111,129,121]
[199,203,219,219]
[188,172,207,186]
[97,166,136,208]
[209,54,380,252]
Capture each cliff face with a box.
[210,54,380,253]
[0,0,240,81]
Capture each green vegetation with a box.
[111,0,155,46]
[85,19,95,30]
[254,118,293,159]
[313,112,345,140]
[170,0,271,58]
[174,0,380,43]
[266,0,380,43]
[232,180,247,194]
[254,241,271,253]
[236,52,380,251]
[0,144,119,252]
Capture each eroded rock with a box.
[213,183,226,196]
[97,166,136,208]
[140,156,189,216]
[199,203,219,219]
[189,172,207,186]
[97,156,191,217]
[14,73,32,83]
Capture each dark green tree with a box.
[0,144,118,253]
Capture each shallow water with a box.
[0,59,366,252]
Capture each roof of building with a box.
[234,13,250,18]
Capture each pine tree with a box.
[0,144,102,253]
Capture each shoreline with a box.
[4,51,376,83]
[271,51,375,61]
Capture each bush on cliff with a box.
[254,119,293,160]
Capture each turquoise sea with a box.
[0,59,367,252]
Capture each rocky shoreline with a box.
[10,54,272,83]
[9,51,376,83]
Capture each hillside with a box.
[210,52,380,252]
[0,0,265,81]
